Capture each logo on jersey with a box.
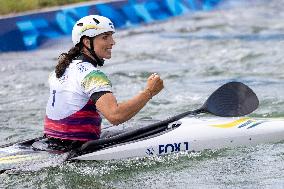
[77,64,88,73]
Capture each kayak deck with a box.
[74,117,284,160]
[1,117,284,172]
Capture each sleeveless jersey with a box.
[44,60,112,141]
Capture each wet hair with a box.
[55,46,81,78]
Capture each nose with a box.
[110,36,115,46]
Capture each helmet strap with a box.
[83,37,104,67]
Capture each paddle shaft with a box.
[77,108,206,154]
[163,108,205,123]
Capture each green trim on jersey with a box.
[81,70,112,91]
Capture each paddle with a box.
[168,81,259,119]
[74,81,259,156]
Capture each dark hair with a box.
[55,46,81,78]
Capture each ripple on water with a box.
[1,0,284,188]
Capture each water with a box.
[1,0,284,188]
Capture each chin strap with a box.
[83,37,105,67]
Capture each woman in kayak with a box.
[43,15,164,148]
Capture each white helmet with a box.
[72,15,115,46]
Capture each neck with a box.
[81,47,105,67]
[81,49,91,59]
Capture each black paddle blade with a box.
[202,81,259,117]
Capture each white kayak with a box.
[74,116,284,161]
[1,116,284,173]
[0,82,280,173]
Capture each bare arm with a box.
[95,73,164,125]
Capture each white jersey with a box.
[46,60,112,120]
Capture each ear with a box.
[82,37,90,48]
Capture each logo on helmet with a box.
[80,24,104,33]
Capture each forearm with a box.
[96,73,163,126]
[96,89,152,125]
[114,90,152,124]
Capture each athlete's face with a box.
[93,32,115,59]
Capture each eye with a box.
[77,23,83,26]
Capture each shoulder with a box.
[80,67,112,96]
[69,61,112,89]
[71,60,97,74]
[69,61,99,82]
[82,69,112,88]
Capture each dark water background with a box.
[1,0,284,188]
